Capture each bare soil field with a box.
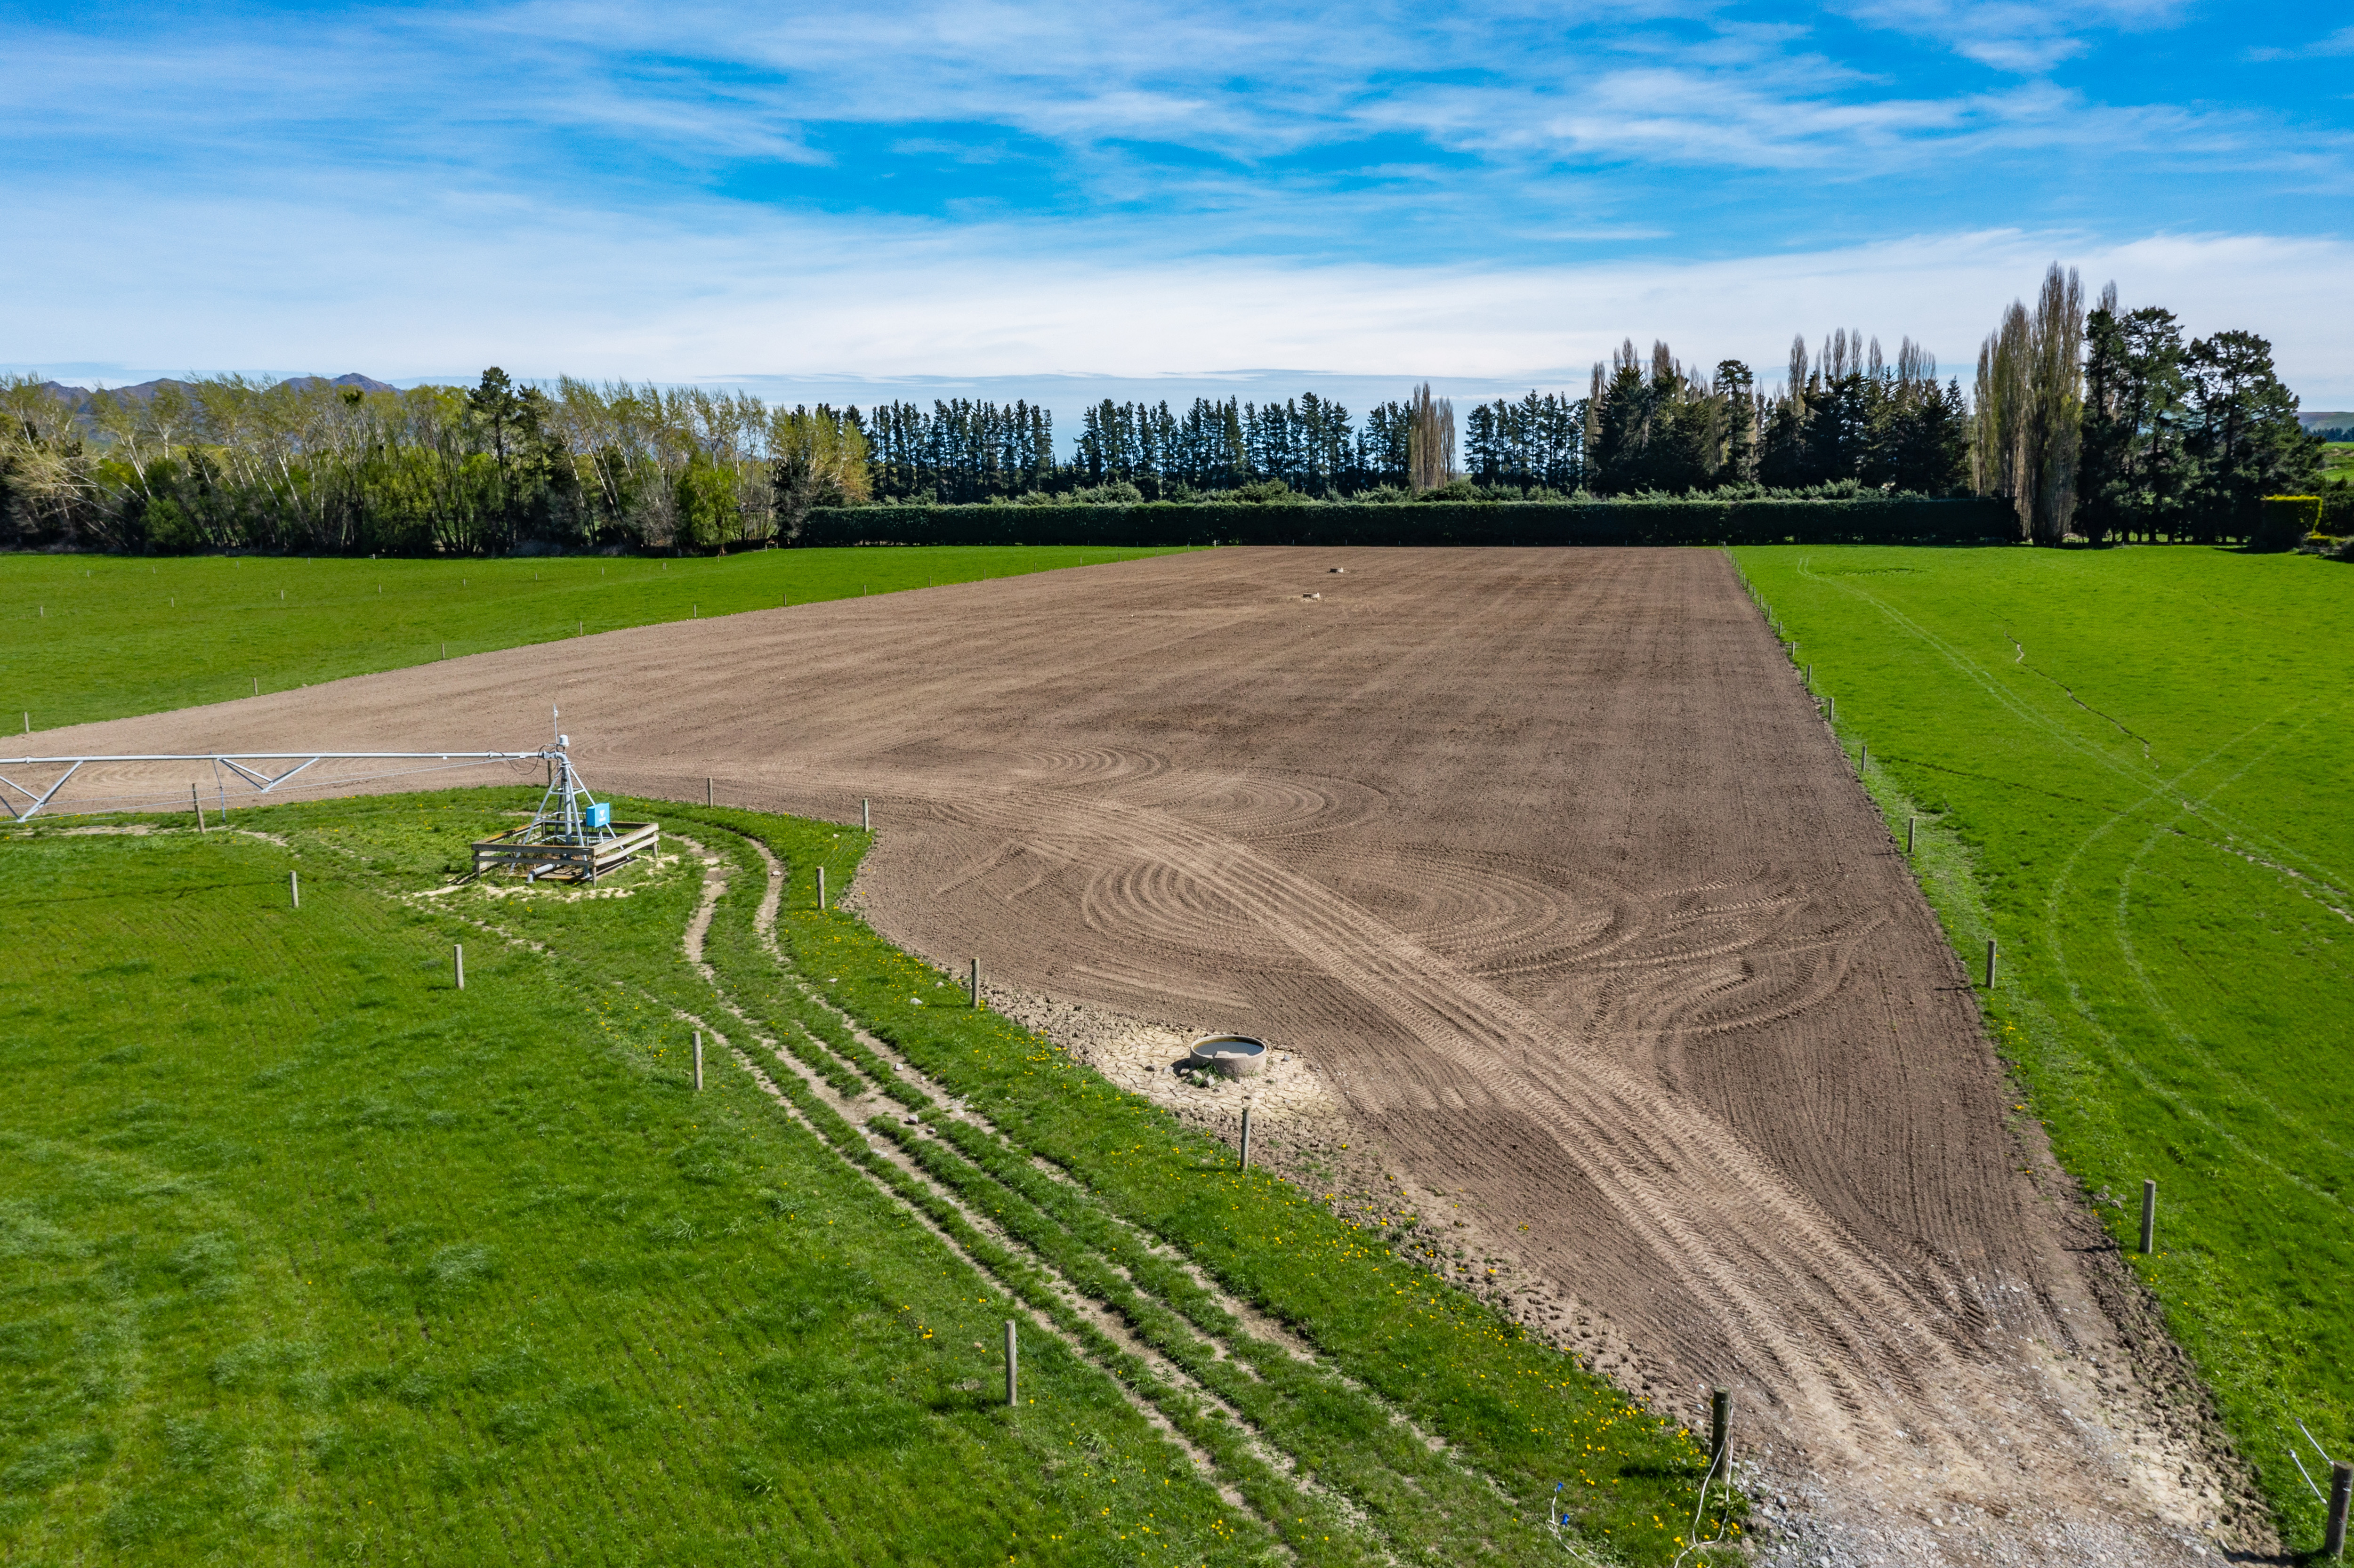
[32,548,2257,1565]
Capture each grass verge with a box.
[0,545,1184,731]
[1730,542,2353,1553]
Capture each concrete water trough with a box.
[1188,1034,1269,1079]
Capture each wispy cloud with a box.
[1,0,2347,401]
[2246,24,2354,63]
[1827,0,2192,73]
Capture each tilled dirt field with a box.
[33,547,2267,1565]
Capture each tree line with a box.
[0,273,2324,553]
[1974,266,2322,545]
[0,372,871,556]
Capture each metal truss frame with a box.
[0,750,548,821]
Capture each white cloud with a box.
[6,179,2349,405]
[10,0,2338,206]
[1829,0,2192,73]
[7,0,2350,421]
[2245,25,2354,62]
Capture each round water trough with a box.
[1189,1034,1268,1079]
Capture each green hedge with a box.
[796,497,2017,548]
[2257,494,2326,549]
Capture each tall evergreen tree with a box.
[1588,344,1647,494]
[1713,361,1756,488]
[2184,330,2322,544]
[2078,294,2190,542]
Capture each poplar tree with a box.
[1406,383,1454,492]
[2023,265,2086,544]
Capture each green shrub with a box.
[2256,494,2324,550]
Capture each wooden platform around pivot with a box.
[470,821,659,882]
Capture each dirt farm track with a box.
[42,548,2256,1565]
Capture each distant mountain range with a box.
[39,372,397,407]
[2300,410,2353,436]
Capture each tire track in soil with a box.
[47,547,2256,1565]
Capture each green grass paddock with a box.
[0,546,1184,733]
[1731,542,2353,1552]
[1,790,1737,1564]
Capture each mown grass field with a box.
[2322,442,2353,497]
[0,546,1183,732]
[1731,542,2353,1553]
[1,788,1738,1564]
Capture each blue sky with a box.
[5,0,2350,416]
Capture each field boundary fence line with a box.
[0,754,544,822]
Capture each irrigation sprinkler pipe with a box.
[0,749,550,821]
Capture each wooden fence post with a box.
[2328,1461,2351,1558]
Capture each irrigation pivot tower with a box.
[470,708,659,883]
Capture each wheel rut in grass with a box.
[670,830,1407,1553]
[669,836,1263,1504]
[713,828,1555,1558]
[741,832,1489,1478]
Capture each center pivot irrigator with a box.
[468,708,659,884]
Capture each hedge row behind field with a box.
[796,497,2020,549]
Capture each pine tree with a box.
[2184,330,2322,544]
[1713,361,1757,487]
[2079,292,2191,542]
